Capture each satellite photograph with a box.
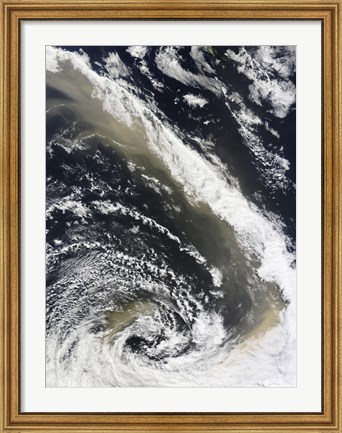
[45,45,296,387]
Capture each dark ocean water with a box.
[46,45,296,387]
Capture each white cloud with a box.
[46,46,63,73]
[127,45,148,59]
[183,93,208,108]
[190,46,215,75]
[104,52,130,79]
[137,59,164,91]
[265,121,280,139]
[253,46,296,79]
[155,46,221,95]
[220,82,291,191]
[225,46,296,118]
[209,267,223,287]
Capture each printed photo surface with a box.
[45,45,296,387]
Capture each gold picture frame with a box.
[1,1,341,431]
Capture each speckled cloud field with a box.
[45,45,296,387]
